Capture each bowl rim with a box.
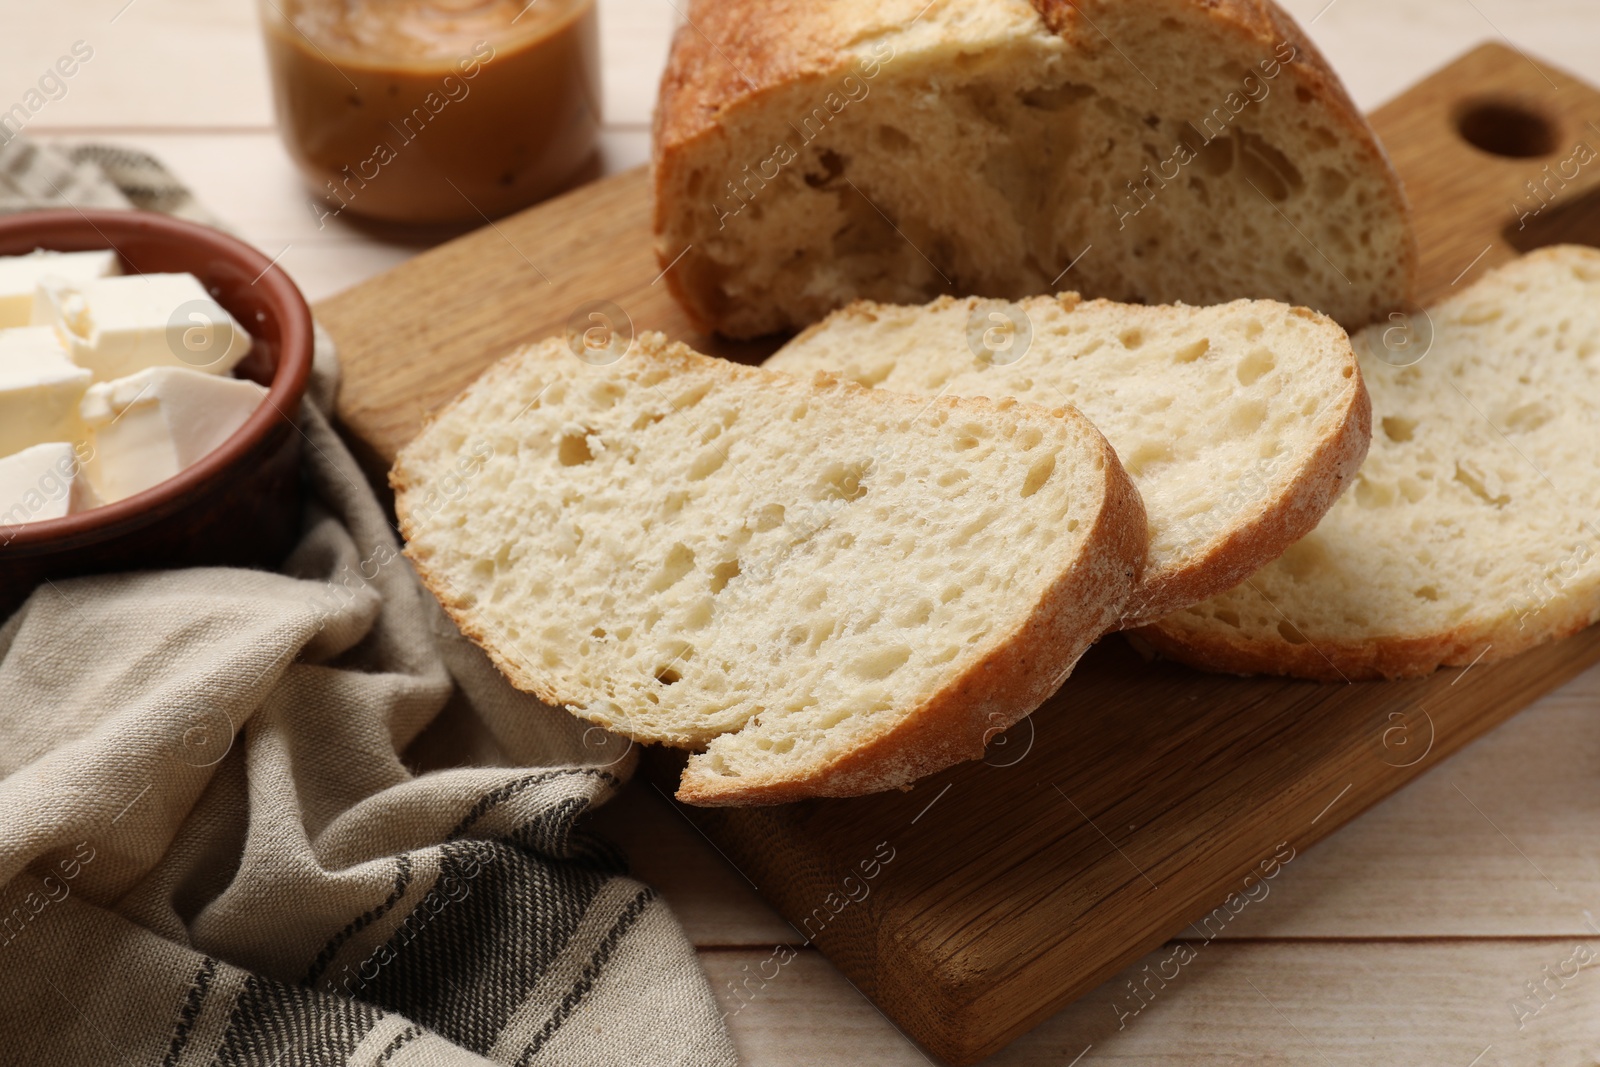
[0,208,314,553]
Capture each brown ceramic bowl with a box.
[0,209,314,617]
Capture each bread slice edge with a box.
[1119,318,1372,627]
[676,419,1147,804]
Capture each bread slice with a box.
[393,333,1146,804]
[766,292,1370,626]
[1140,246,1600,680]
[653,0,1415,339]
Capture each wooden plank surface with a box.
[661,628,1600,1063]
[1371,43,1600,303]
[705,939,1600,1065]
[593,662,1600,1064]
[588,665,1600,948]
[317,165,732,469]
[10,0,1600,1062]
[310,40,1600,1064]
[0,0,672,131]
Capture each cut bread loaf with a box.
[1141,246,1600,680]
[393,333,1146,804]
[767,293,1370,626]
[653,0,1414,338]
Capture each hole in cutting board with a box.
[1505,183,1600,253]
[1454,98,1560,158]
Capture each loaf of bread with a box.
[1141,246,1600,680]
[767,293,1370,626]
[393,333,1146,804]
[653,0,1414,338]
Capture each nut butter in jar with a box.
[261,0,599,225]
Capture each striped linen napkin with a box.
[0,136,737,1067]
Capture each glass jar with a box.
[260,0,599,225]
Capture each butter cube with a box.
[81,367,267,502]
[0,326,92,460]
[38,273,251,382]
[0,442,100,528]
[0,249,118,328]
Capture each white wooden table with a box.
[8,1,1600,1062]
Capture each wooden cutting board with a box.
[317,43,1600,1065]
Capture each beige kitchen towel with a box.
[0,138,217,221]
[0,137,738,1067]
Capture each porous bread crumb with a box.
[1142,246,1600,680]
[767,293,1369,625]
[393,333,1146,803]
[654,0,1414,337]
